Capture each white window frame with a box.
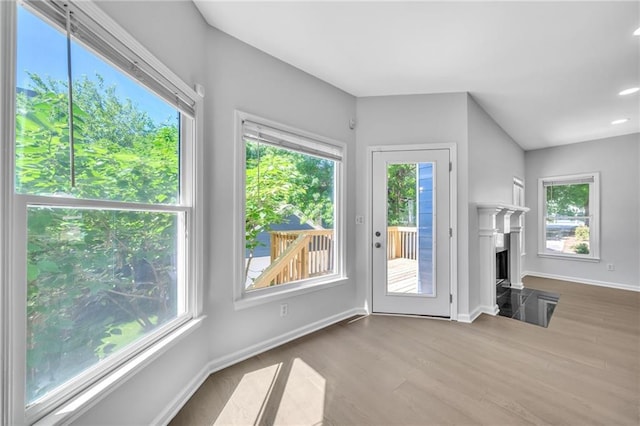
[1,1,204,424]
[538,172,600,261]
[234,111,347,309]
[513,177,526,255]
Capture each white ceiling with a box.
[193,1,640,151]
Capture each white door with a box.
[371,149,451,317]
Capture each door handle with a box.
[374,242,381,248]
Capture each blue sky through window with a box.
[16,6,177,125]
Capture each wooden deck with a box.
[387,257,418,293]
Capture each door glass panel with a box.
[386,162,434,296]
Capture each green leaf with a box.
[27,263,40,282]
[36,260,59,273]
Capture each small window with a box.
[513,177,525,254]
[240,116,344,295]
[538,173,600,260]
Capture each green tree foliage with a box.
[575,225,589,241]
[546,183,589,218]
[17,73,178,202]
[245,143,303,279]
[387,164,416,226]
[288,154,335,228]
[244,141,335,282]
[572,242,590,254]
[17,74,180,401]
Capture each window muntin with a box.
[12,2,197,417]
[539,173,599,259]
[242,119,342,293]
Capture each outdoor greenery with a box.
[387,164,417,226]
[545,183,589,219]
[573,243,590,254]
[572,225,590,254]
[244,141,335,282]
[17,74,180,402]
[575,225,589,241]
[545,183,591,255]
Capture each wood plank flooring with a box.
[387,258,419,293]
[170,277,640,425]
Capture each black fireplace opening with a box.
[496,233,510,285]
[496,249,509,284]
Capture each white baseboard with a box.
[457,304,499,323]
[523,271,640,292]
[204,307,367,374]
[154,307,366,425]
[152,362,210,426]
[457,306,482,323]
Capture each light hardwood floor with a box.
[170,277,640,425]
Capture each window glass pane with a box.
[15,5,180,204]
[244,141,335,290]
[26,206,183,404]
[385,163,435,296]
[544,183,590,255]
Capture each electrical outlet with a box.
[280,303,288,317]
[606,263,615,272]
[355,215,364,225]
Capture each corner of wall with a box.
[464,95,525,318]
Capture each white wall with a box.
[354,93,471,317]
[467,95,525,312]
[202,26,358,362]
[75,1,358,424]
[524,133,640,290]
[467,95,525,204]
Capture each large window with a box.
[4,1,201,422]
[239,116,344,297]
[538,173,600,260]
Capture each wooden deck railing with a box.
[251,229,333,289]
[387,226,417,260]
[251,227,415,289]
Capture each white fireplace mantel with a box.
[477,203,529,317]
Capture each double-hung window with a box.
[3,1,201,422]
[538,173,600,260]
[238,113,345,301]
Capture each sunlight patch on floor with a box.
[273,358,326,425]
[214,363,281,425]
[214,358,326,425]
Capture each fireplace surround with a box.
[477,203,529,316]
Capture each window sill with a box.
[537,252,600,263]
[34,316,205,426]
[234,275,349,310]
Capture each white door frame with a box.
[366,144,458,320]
